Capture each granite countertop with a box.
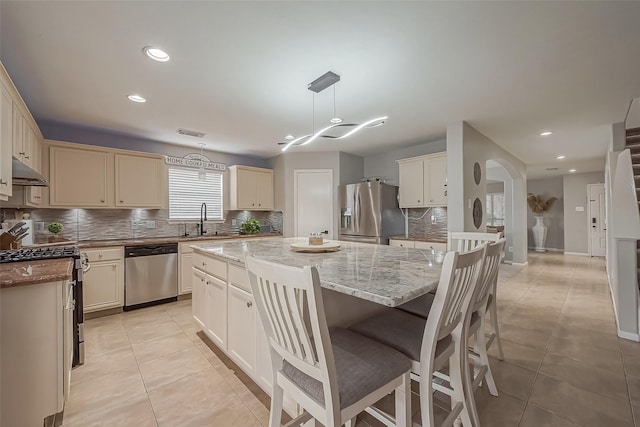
[74,232,283,248]
[192,237,445,307]
[389,236,448,244]
[0,258,74,289]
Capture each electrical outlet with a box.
[431,215,436,225]
[231,219,237,226]
[131,219,138,230]
[508,246,513,252]
[145,221,156,229]
[35,221,45,232]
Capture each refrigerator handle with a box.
[353,185,359,233]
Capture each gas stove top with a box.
[0,246,80,263]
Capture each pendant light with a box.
[280,71,387,151]
[198,143,206,181]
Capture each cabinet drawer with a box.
[229,263,251,293]
[180,240,216,254]
[194,252,227,280]
[85,247,123,262]
[389,239,415,248]
[414,241,447,252]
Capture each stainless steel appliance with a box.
[0,246,89,366]
[339,181,404,244]
[124,243,178,310]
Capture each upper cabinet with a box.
[49,144,167,209]
[397,153,447,208]
[229,165,274,211]
[115,154,166,208]
[0,84,12,198]
[50,146,113,207]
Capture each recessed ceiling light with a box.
[330,117,343,124]
[540,131,553,136]
[127,94,146,103]
[143,46,170,62]
[284,135,295,140]
[569,169,577,173]
[556,155,566,160]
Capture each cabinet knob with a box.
[202,262,206,267]
[19,152,25,156]
[112,265,116,270]
[247,301,253,308]
[417,200,420,203]
[120,200,124,203]
[0,180,7,186]
[99,254,103,258]
[100,199,105,203]
[34,196,41,199]
[430,199,433,202]
[252,203,255,206]
[24,155,29,159]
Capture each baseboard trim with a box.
[618,329,640,342]
[511,261,529,267]
[563,252,590,256]
[528,247,564,253]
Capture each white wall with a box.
[447,121,528,264]
[562,172,604,254]
[339,152,365,185]
[527,177,564,251]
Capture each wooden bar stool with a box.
[245,256,412,427]
[349,246,486,427]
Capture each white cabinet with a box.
[115,154,166,208]
[229,165,274,210]
[227,284,256,374]
[389,238,447,252]
[1,280,67,427]
[192,268,208,330]
[397,153,447,208]
[0,85,12,197]
[206,274,228,350]
[179,253,194,295]
[50,146,113,207]
[389,238,415,248]
[83,247,124,313]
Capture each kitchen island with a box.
[190,237,445,415]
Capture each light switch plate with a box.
[35,221,45,232]
[145,221,156,229]
[231,219,237,226]
[575,206,585,212]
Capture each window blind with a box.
[168,167,223,220]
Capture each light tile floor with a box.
[62,252,640,426]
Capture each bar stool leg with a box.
[489,301,504,361]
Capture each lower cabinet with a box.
[83,247,124,313]
[179,253,193,295]
[192,255,295,415]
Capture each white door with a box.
[588,183,606,257]
[294,169,334,238]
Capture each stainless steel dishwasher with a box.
[124,243,178,310]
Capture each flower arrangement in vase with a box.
[527,193,557,252]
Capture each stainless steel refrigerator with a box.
[338,181,404,244]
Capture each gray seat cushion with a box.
[280,327,411,409]
[397,292,435,319]
[349,309,452,362]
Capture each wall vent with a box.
[177,128,206,138]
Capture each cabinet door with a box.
[11,102,23,160]
[179,253,193,295]
[83,260,123,312]
[207,274,227,351]
[115,154,165,207]
[398,160,425,207]
[21,122,33,169]
[255,314,273,392]
[236,168,257,209]
[389,239,414,248]
[50,146,112,207]
[192,269,208,330]
[427,155,447,206]
[255,170,273,210]
[0,88,12,196]
[227,284,256,374]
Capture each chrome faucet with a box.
[199,203,207,236]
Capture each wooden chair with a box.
[245,256,412,427]
[451,231,505,361]
[349,246,486,427]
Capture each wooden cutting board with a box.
[290,241,341,253]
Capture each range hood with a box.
[12,157,48,187]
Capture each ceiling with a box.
[2,2,640,179]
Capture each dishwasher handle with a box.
[125,243,178,258]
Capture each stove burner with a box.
[0,246,80,263]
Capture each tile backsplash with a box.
[0,208,282,243]
[406,207,447,241]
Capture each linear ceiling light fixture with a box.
[279,71,387,151]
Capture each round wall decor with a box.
[473,162,482,185]
[473,197,483,229]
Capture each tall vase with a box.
[532,215,547,252]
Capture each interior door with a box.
[588,183,606,257]
[294,169,334,238]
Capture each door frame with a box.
[293,169,334,238]
[587,183,606,257]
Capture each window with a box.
[168,167,223,220]
[486,192,505,226]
